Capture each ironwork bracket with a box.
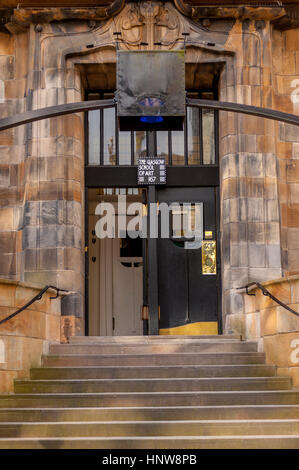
[0,285,69,326]
[238,282,299,317]
[245,286,255,296]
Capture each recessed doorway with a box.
[85,86,221,336]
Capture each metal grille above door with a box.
[86,90,218,168]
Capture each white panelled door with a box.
[112,238,143,336]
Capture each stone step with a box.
[0,436,299,449]
[0,405,299,422]
[14,377,292,394]
[1,390,299,408]
[0,333,295,449]
[0,419,299,438]
[30,364,277,380]
[42,352,266,367]
[49,342,257,355]
[69,335,241,344]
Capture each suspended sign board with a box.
[137,158,166,185]
[117,50,185,131]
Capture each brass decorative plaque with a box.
[202,240,216,275]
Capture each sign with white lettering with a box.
[137,157,166,185]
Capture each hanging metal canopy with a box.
[116,50,186,131]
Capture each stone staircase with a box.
[0,335,299,448]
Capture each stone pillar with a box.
[220,20,282,329]
[19,25,86,334]
[0,31,27,281]
[272,28,299,276]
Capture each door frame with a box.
[84,93,221,335]
[84,170,222,335]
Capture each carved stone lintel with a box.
[273,5,299,30]
[2,0,288,35]
[173,0,192,17]
[110,2,235,50]
[174,0,285,21]
[4,0,126,32]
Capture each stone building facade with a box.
[0,1,298,389]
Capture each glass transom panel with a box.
[87,90,217,167]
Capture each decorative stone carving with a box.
[120,3,145,47]
[37,1,236,72]
[113,1,186,50]
[89,1,234,51]
[155,3,182,47]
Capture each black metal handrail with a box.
[0,285,69,326]
[237,281,299,317]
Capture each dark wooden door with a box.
[156,187,219,333]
